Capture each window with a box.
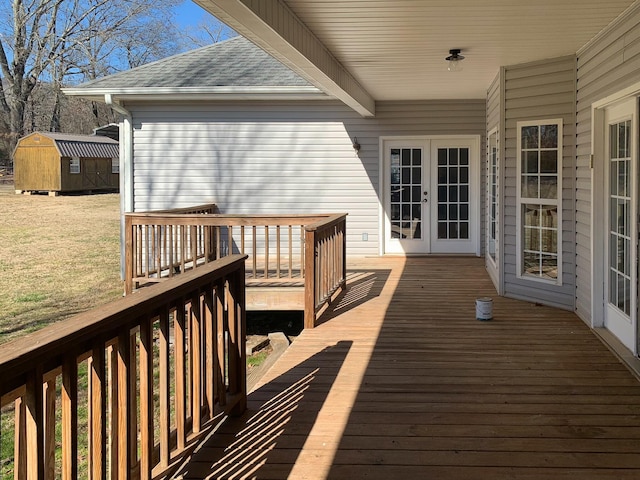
[487,129,498,265]
[111,157,119,174]
[517,120,562,282]
[70,157,80,174]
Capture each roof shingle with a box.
[72,36,312,90]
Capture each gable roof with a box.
[20,132,119,159]
[64,36,326,102]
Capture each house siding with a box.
[128,99,486,256]
[576,4,640,323]
[486,72,501,292]
[502,55,577,310]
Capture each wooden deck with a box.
[175,256,640,479]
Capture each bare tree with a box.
[0,0,180,153]
[177,11,237,49]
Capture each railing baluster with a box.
[91,345,106,480]
[14,396,27,480]
[117,330,130,479]
[139,316,154,479]
[204,290,215,419]
[276,225,281,278]
[289,225,293,278]
[107,342,118,480]
[62,356,78,480]
[190,294,202,434]
[216,282,226,407]
[252,226,257,279]
[44,377,56,478]
[174,300,187,450]
[159,307,171,468]
[264,226,269,279]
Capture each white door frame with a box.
[591,89,640,355]
[379,135,481,256]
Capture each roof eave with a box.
[63,86,332,103]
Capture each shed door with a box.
[83,159,109,187]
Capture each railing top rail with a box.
[138,203,218,215]
[0,254,248,396]
[304,213,348,232]
[125,212,343,227]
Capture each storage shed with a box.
[13,132,119,195]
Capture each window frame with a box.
[516,119,563,285]
[111,157,120,174]
[70,157,80,174]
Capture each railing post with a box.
[124,215,133,295]
[304,227,317,329]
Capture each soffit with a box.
[198,0,636,102]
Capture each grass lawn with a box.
[0,183,123,344]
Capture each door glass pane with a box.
[390,147,422,240]
[437,147,470,240]
[608,120,632,316]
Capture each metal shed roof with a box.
[27,132,119,159]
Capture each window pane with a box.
[522,151,539,174]
[460,166,469,183]
[460,185,469,203]
[449,186,458,202]
[460,222,469,239]
[522,126,539,148]
[412,186,421,202]
[460,148,469,165]
[449,148,458,165]
[391,204,400,221]
[540,124,558,148]
[391,149,400,166]
[402,149,411,165]
[522,176,539,198]
[449,222,459,239]
[438,167,447,183]
[438,204,447,220]
[438,222,447,239]
[438,148,447,165]
[438,186,447,202]
[402,167,410,184]
[449,204,458,221]
[449,167,458,183]
[539,176,558,199]
[413,149,422,165]
[540,151,557,173]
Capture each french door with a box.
[604,98,638,353]
[383,137,479,255]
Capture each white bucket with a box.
[476,297,493,321]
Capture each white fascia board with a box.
[62,86,331,103]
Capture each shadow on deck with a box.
[175,256,640,479]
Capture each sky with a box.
[174,1,216,27]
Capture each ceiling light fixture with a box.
[446,49,465,72]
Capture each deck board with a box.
[176,257,640,479]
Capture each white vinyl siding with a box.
[128,100,486,257]
[576,4,640,323]
[502,55,576,310]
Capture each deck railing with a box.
[124,205,347,327]
[0,255,247,479]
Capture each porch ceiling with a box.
[196,0,635,109]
